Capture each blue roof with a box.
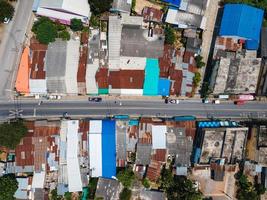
[219,4,263,50]
[143,59,160,96]
[102,120,116,178]
[158,78,171,96]
[162,0,181,7]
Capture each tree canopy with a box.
[32,17,58,44]
[0,174,18,200]
[88,0,112,15]
[164,27,175,45]
[0,1,14,23]
[58,30,70,41]
[193,72,201,86]
[117,168,135,188]
[119,188,131,200]
[70,18,83,32]
[0,120,27,149]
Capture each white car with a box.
[169,99,179,104]
[3,17,11,24]
[213,100,220,104]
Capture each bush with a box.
[90,14,100,28]
[195,55,205,68]
[32,17,52,34]
[164,26,175,44]
[0,1,14,23]
[193,72,201,86]
[58,30,70,41]
[119,188,131,200]
[0,120,27,149]
[70,18,83,31]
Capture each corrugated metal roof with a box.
[142,7,163,22]
[112,0,132,13]
[146,160,162,181]
[152,125,167,149]
[109,70,144,89]
[158,78,171,96]
[96,68,109,89]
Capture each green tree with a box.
[64,192,72,200]
[90,14,100,28]
[58,30,70,41]
[142,178,150,188]
[117,168,135,188]
[236,174,260,200]
[0,1,14,23]
[70,18,83,32]
[164,26,175,44]
[193,72,201,86]
[0,174,18,200]
[36,20,58,44]
[119,188,131,200]
[50,189,62,200]
[88,178,98,199]
[131,0,136,11]
[32,17,53,34]
[0,120,27,149]
[166,176,202,200]
[88,0,112,15]
[159,165,173,190]
[195,55,205,69]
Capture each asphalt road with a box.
[0,0,34,100]
[0,99,266,120]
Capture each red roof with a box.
[109,70,144,89]
[146,160,162,182]
[29,39,47,79]
[77,46,88,83]
[152,149,167,162]
[142,7,163,22]
[170,70,183,95]
[96,67,109,88]
[159,45,175,78]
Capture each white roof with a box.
[38,0,90,18]
[89,120,102,133]
[109,88,143,95]
[120,56,146,70]
[152,125,167,149]
[89,133,102,177]
[65,40,80,95]
[36,7,88,24]
[166,8,178,25]
[29,79,47,94]
[32,171,45,188]
[66,120,83,192]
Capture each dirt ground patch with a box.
[135,0,162,15]
[246,127,257,161]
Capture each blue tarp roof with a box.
[102,120,116,178]
[158,78,171,96]
[219,4,264,50]
[162,0,181,7]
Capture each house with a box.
[162,0,181,7]
[139,190,166,200]
[116,120,127,167]
[14,177,31,200]
[34,0,91,25]
[111,0,132,13]
[219,4,264,50]
[46,39,80,95]
[95,177,122,200]
[136,143,152,165]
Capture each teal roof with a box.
[143,58,160,96]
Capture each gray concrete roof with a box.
[261,28,267,58]
[120,27,164,58]
[95,178,121,200]
[112,0,132,13]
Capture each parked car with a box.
[3,17,11,24]
[234,100,245,105]
[165,98,179,104]
[213,100,220,104]
[202,99,209,104]
[88,97,102,102]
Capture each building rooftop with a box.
[219,4,264,50]
[146,160,162,182]
[95,178,122,200]
[120,26,164,58]
[139,190,166,200]
[111,0,132,13]
[261,28,267,58]
[213,54,261,94]
[136,143,152,165]
[199,127,248,164]
[142,7,163,22]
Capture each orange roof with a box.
[15,47,30,94]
